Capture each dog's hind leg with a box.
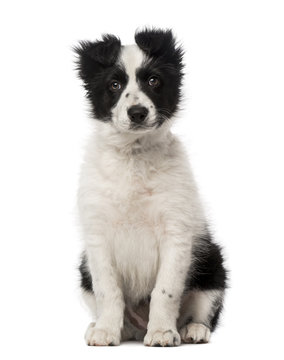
[178,234,227,344]
[178,289,224,343]
[80,287,98,345]
[81,288,97,318]
[79,253,99,344]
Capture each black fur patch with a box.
[79,252,93,293]
[185,232,228,292]
[210,299,223,331]
[135,28,184,122]
[74,35,128,121]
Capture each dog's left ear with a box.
[135,28,183,69]
[74,34,121,83]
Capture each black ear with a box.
[135,28,183,69]
[74,34,121,82]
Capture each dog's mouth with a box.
[129,116,164,132]
[130,123,154,131]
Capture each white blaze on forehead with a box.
[111,44,156,132]
[119,45,145,83]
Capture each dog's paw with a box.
[144,329,181,347]
[180,323,211,344]
[84,322,120,346]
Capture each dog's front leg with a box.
[144,234,192,347]
[85,241,124,346]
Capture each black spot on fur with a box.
[135,28,184,123]
[125,93,129,97]
[168,294,173,298]
[74,35,128,121]
[79,252,93,293]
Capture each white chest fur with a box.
[78,125,205,304]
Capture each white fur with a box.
[78,45,207,346]
[85,322,120,346]
[180,323,211,344]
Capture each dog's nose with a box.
[127,105,149,124]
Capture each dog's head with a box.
[75,29,184,133]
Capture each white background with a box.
[0,0,283,359]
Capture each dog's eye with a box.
[110,81,122,91]
[148,76,160,88]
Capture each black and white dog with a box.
[75,29,227,347]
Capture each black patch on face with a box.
[135,29,184,123]
[74,35,128,121]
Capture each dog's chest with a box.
[112,214,160,303]
[100,151,166,301]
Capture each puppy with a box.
[75,29,227,347]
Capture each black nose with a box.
[127,105,149,124]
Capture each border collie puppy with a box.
[75,29,227,347]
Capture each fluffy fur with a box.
[75,28,227,347]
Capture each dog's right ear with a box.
[74,35,121,82]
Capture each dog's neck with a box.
[94,120,175,156]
